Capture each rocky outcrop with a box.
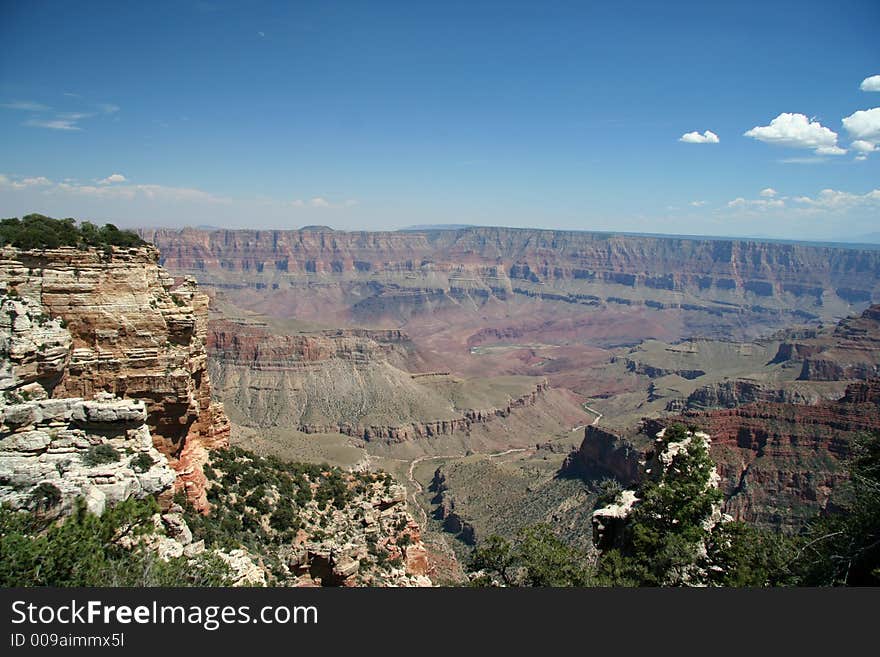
[561,425,644,484]
[208,320,418,371]
[0,392,176,516]
[624,358,705,380]
[429,468,477,545]
[296,380,549,443]
[669,379,823,411]
[0,245,229,508]
[283,481,432,587]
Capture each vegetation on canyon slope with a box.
[470,427,880,587]
[0,497,231,587]
[0,214,145,250]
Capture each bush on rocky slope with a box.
[176,447,424,586]
[0,496,231,587]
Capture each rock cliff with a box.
[0,245,229,507]
[769,304,880,381]
[676,381,880,529]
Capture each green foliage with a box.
[0,497,231,587]
[82,443,121,466]
[789,432,880,586]
[0,214,146,250]
[28,482,62,512]
[130,452,155,473]
[704,521,796,587]
[470,525,593,587]
[595,477,624,507]
[596,430,724,586]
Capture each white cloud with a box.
[0,175,54,189]
[791,188,880,211]
[97,103,120,114]
[689,200,707,207]
[744,113,844,155]
[0,173,228,204]
[58,112,94,121]
[98,173,127,185]
[851,140,877,153]
[760,188,777,198]
[860,75,880,92]
[679,130,719,144]
[842,107,880,143]
[778,156,828,165]
[0,173,358,228]
[727,197,785,211]
[20,176,52,187]
[23,118,81,131]
[1,101,51,112]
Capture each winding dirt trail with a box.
[404,447,530,525]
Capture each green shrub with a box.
[130,453,155,473]
[0,497,232,587]
[82,444,121,466]
[28,483,62,512]
[0,214,146,250]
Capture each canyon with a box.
[0,239,433,586]
[135,225,880,565]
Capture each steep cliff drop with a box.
[0,244,229,509]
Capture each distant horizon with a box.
[132,219,880,250]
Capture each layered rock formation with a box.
[668,379,824,412]
[565,375,880,531]
[209,319,550,443]
[143,227,880,337]
[771,304,880,381]
[0,391,176,516]
[0,245,229,507]
[678,380,880,529]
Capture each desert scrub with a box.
[82,443,121,466]
[130,452,155,473]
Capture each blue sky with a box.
[1,0,878,240]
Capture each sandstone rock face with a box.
[0,392,176,516]
[677,383,880,530]
[143,227,880,336]
[0,246,229,508]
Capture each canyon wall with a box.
[566,382,880,531]
[143,227,880,335]
[0,245,229,507]
[209,319,549,442]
